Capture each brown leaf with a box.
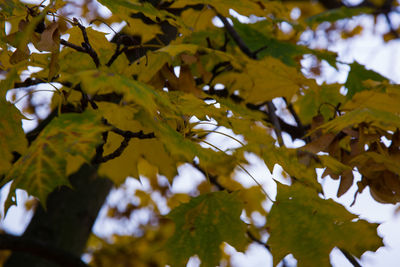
[9,46,30,64]
[337,169,354,197]
[36,22,60,52]
[160,64,179,90]
[309,114,325,141]
[303,133,335,153]
[180,54,197,64]
[322,168,340,180]
[178,65,201,96]
[369,181,400,204]
[383,172,400,194]
[19,19,28,30]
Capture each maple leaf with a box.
[1,1,399,266]
[165,191,248,267]
[318,108,400,133]
[0,98,27,175]
[345,61,387,98]
[267,183,382,266]
[3,110,107,206]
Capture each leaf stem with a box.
[193,129,246,147]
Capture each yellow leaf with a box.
[217,56,316,104]
[65,26,113,62]
[170,0,266,17]
[343,89,400,115]
[238,186,268,218]
[123,18,162,43]
[180,7,215,31]
[168,193,191,209]
[96,103,178,184]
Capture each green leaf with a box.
[165,191,248,267]
[232,18,338,67]
[294,83,345,124]
[267,183,382,266]
[345,61,388,98]
[306,6,373,25]
[4,110,107,206]
[0,98,27,175]
[232,19,305,66]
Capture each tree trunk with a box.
[4,2,177,266]
[4,164,112,267]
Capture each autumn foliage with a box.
[1,0,399,266]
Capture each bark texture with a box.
[4,165,112,267]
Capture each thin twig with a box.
[92,120,155,164]
[95,135,130,163]
[247,230,270,251]
[14,78,47,88]
[267,101,284,146]
[60,39,86,52]
[284,98,303,130]
[215,12,256,59]
[106,45,128,67]
[62,18,101,67]
[339,248,362,267]
[110,127,155,139]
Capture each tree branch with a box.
[0,233,89,267]
[267,101,284,146]
[92,120,155,164]
[106,44,128,67]
[213,9,363,267]
[60,39,86,53]
[215,12,256,59]
[60,19,101,68]
[13,78,47,88]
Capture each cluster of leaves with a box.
[1,0,399,266]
